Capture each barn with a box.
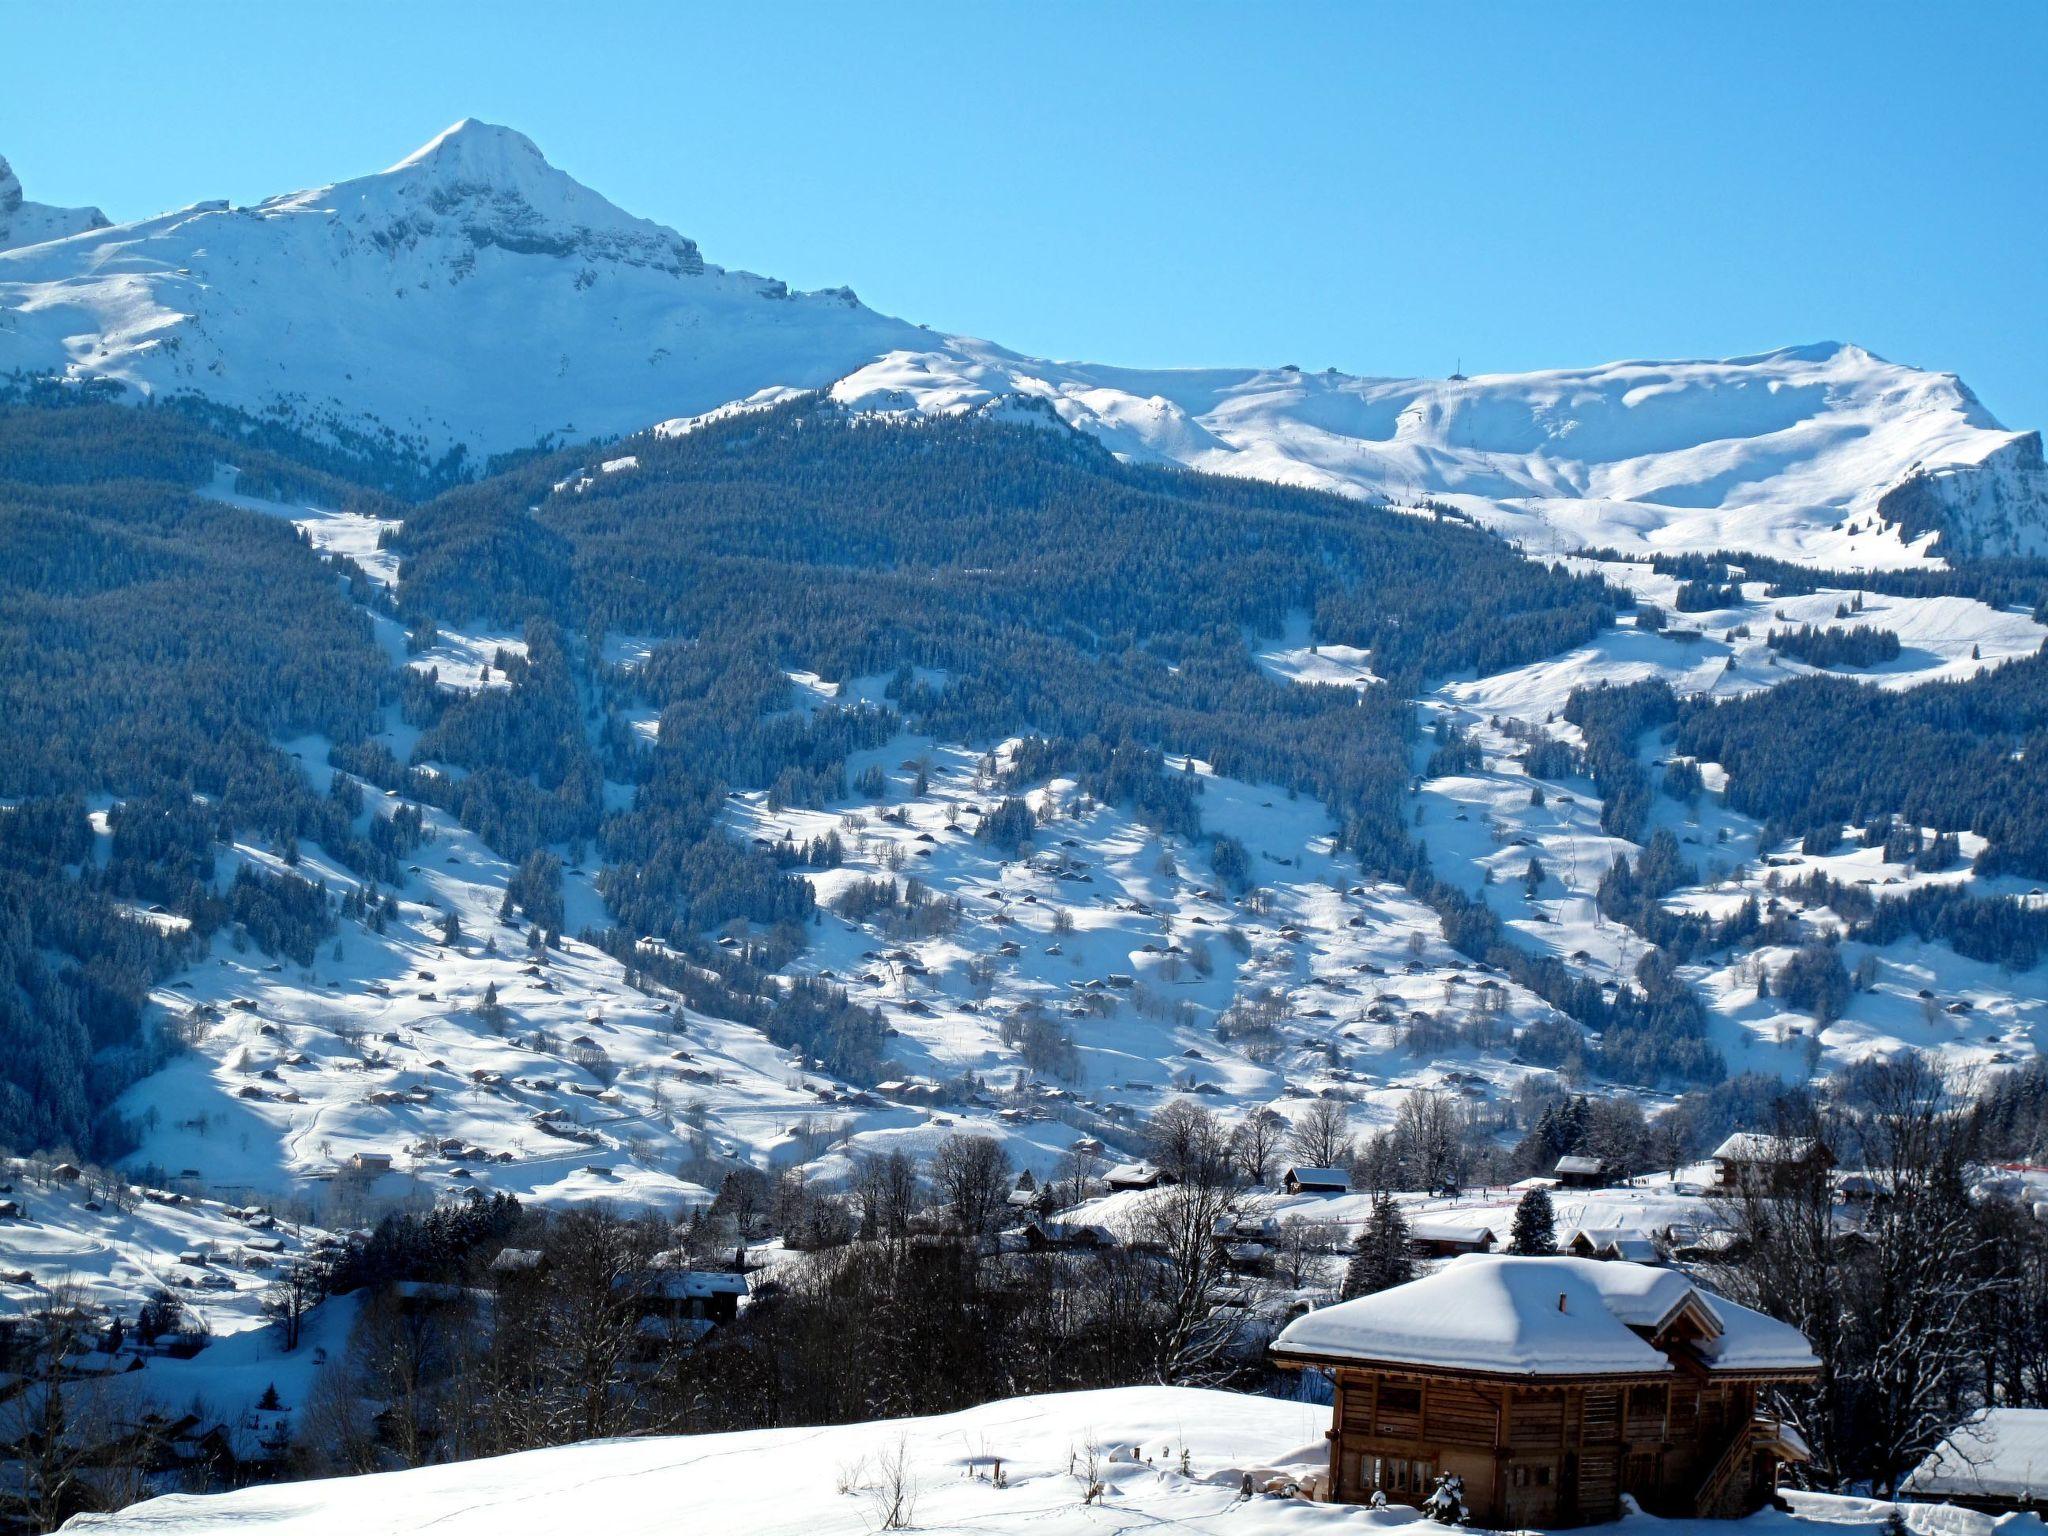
[1270,1256,1818,1526]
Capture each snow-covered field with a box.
[60,1384,2040,1536]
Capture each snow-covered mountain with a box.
[0,121,928,456]
[830,340,2048,568]
[2,119,2043,562]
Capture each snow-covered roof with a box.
[1284,1167,1351,1188]
[1555,1154,1604,1175]
[1711,1133,1818,1164]
[1105,1162,1168,1186]
[1904,1409,2048,1501]
[1272,1256,1817,1378]
[622,1270,748,1301]
[1407,1218,1497,1247]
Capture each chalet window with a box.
[1369,1456,1435,1495]
[1511,1465,1554,1488]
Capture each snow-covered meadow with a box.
[60,1384,2046,1536]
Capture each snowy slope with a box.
[0,1157,327,1339]
[0,153,108,252]
[4,124,2042,560]
[57,1384,2026,1536]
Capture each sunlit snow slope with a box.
[2,121,2042,562]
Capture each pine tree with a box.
[1507,1187,1557,1255]
[1342,1193,1415,1298]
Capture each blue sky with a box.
[8,2,2045,428]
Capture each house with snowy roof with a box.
[1903,1408,2048,1513]
[1104,1162,1175,1192]
[1554,1154,1607,1188]
[1270,1255,1818,1527]
[1710,1133,1830,1190]
[1283,1166,1352,1195]
[1406,1218,1497,1258]
[1564,1230,1662,1265]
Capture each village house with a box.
[1271,1255,1818,1527]
[1406,1219,1497,1259]
[1554,1154,1607,1189]
[1104,1161,1176,1192]
[1903,1408,2048,1514]
[616,1267,749,1347]
[1709,1133,1831,1191]
[1283,1167,1352,1195]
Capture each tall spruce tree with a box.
[1343,1193,1415,1298]
[1508,1187,1558,1256]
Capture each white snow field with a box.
[57,1384,2035,1536]
[3,121,2042,562]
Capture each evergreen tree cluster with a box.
[1766,623,1902,668]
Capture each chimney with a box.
[1558,1292,1568,1313]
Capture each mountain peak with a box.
[382,118,550,181]
[255,118,708,278]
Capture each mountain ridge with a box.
[2,120,2042,563]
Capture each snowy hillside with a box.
[0,1156,325,1338]
[3,123,2042,560]
[58,1384,2015,1536]
[36,428,2047,1236]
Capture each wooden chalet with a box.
[1104,1161,1175,1192]
[1709,1133,1831,1191]
[1407,1218,1497,1258]
[1272,1256,1818,1527]
[1283,1166,1353,1195]
[1554,1154,1607,1189]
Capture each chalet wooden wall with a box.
[1328,1368,1766,1528]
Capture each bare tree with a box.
[1288,1097,1354,1172]
[262,1258,318,1352]
[1229,1108,1289,1187]
[1,1285,163,1532]
[1145,1098,1231,1184]
[1271,1216,1342,1290]
[1129,1159,1247,1382]
[1390,1089,1464,1191]
[928,1133,1013,1236]
[852,1149,920,1242]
